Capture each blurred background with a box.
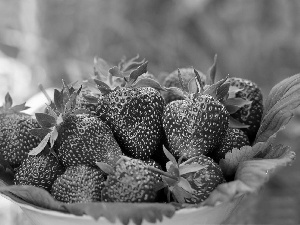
[1,0,300,224]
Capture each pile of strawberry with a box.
[0,55,265,205]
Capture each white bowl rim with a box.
[0,193,245,222]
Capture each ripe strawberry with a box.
[163,69,229,160]
[51,164,105,203]
[162,67,206,104]
[98,157,162,203]
[0,93,41,168]
[95,61,166,161]
[227,77,263,143]
[29,85,123,168]
[207,127,250,163]
[180,155,224,204]
[148,148,224,204]
[14,146,65,192]
[75,86,102,114]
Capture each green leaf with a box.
[46,105,58,119]
[96,162,115,175]
[179,164,207,175]
[263,73,300,116]
[177,177,195,194]
[255,73,300,143]
[28,132,51,155]
[224,98,252,108]
[179,156,198,166]
[29,128,52,139]
[206,54,217,86]
[262,144,291,159]
[204,147,295,207]
[225,105,241,114]
[128,61,148,85]
[94,79,112,95]
[229,117,249,129]
[49,127,58,148]
[187,77,198,94]
[0,185,64,211]
[154,181,167,192]
[219,145,253,179]
[35,112,57,128]
[164,87,186,100]
[10,103,30,112]
[132,78,166,91]
[4,92,13,109]
[73,108,91,115]
[216,82,230,101]
[82,94,99,104]
[219,131,279,178]
[193,69,205,93]
[162,176,178,187]
[54,88,63,113]
[93,57,111,79]
[202,180,252,207]
[64,89,79,113]
[109,66,124,78]
[121,55,146,72]
[0,184,175,225]
[203,76,228,99]
[235,149,295,189]
[228,86,243,98]
[167,163,180,178]
[63,202,175,225]
[177,69,189,93]
[163,147,178,167]
[171,185,194,204]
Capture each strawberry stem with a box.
[177,69,189,93]
[147,166,178,181]
[39,84,52,104]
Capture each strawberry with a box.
[180,155,224,204]
[14,146,65,192]
[51,164,105,203]
[95,61,166,161]
[75,86,102,114]
[29,85,123,168]
[163,69,229,160]
[0,93,41,169]
[148,148,224,204]
[227,77,263,143]
[98,157,162,203]
[162,67,206,104]
[207,127,250,163]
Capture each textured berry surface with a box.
[181,155,224,204]
[56,114,122,168]
[228,77,263,143]
[162,68,206,104]
[0,113,41,168]
[163,94,229,159]
[75,88,101,114]
[208,128,250,163]
[51,164,105,203]
[14,151,65,192]
[96,87,165,160]
[101,158,161,203]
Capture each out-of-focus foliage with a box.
[1,0,300,100]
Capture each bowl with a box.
[0,193,245,225]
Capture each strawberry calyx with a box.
[201,56,251,129]
[148,148,207,204]
[0,93,30,114]
[95,58,167,94]
[29,83,86,156]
